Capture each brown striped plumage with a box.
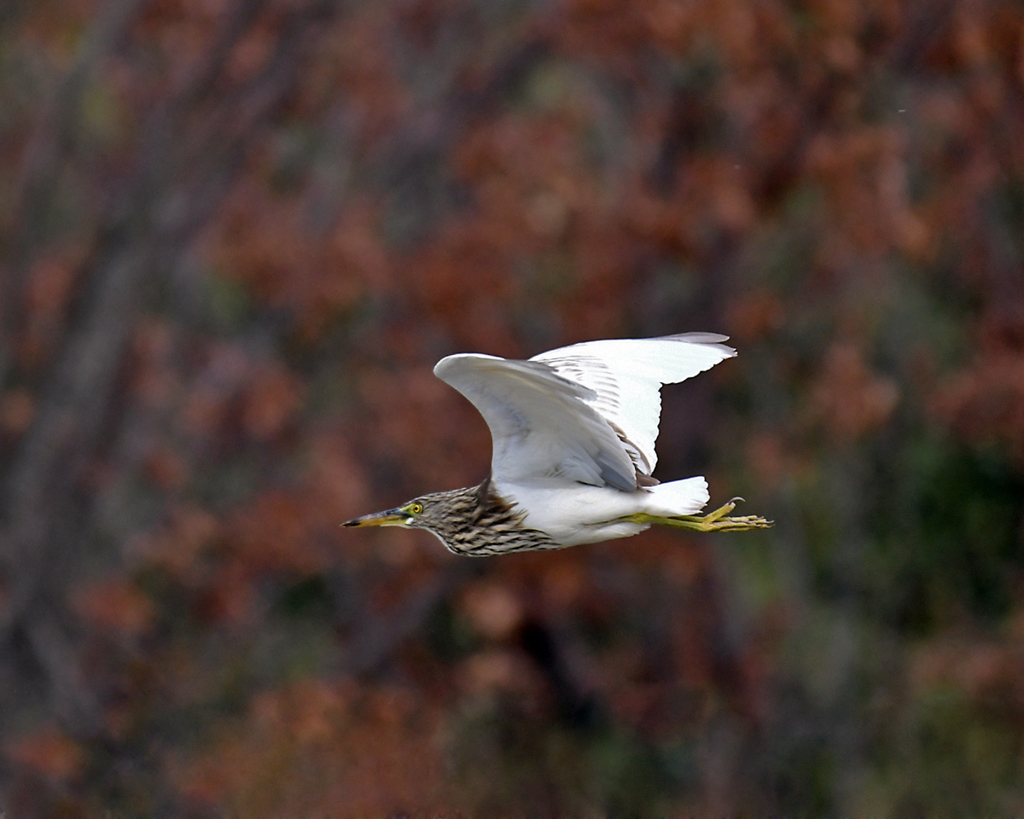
[407,479,560,556]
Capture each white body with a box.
[434,333,736,547]
[502,476,710,546]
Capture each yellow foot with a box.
[624,498,773,533]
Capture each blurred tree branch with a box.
[0,0,342,736]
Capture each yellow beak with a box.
[342,507,409,528]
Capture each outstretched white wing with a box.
[531,333,735,476]
[434,354,640,491]
[434,334,735,491]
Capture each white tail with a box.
[644,477,709,517]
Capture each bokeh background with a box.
[2,0,1024,815]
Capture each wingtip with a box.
[664,332,736,357]
[433,352,503,379]
[671,332,730,343]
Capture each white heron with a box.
[344,334,772,555]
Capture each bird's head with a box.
[342,491,466,536]
[343,483,558,555]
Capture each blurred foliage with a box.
[1,0,1024,815]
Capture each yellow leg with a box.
[622,498,773,532]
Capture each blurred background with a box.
[1,0,1023,814]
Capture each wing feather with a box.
[531,333,735,475]
[434,354,639,491]
[434,334,735,491]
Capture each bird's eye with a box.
[407,502,423,515]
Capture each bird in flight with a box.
[344,334,772,556]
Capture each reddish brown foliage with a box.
[174,680,452,815]
[2,0,1024,815]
